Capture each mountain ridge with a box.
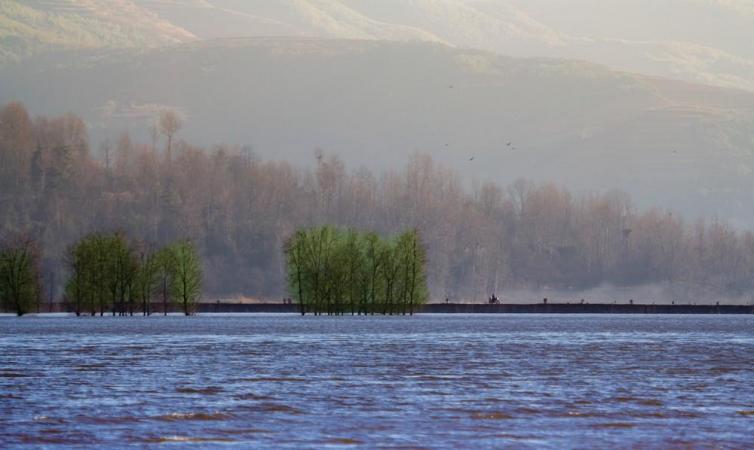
[3,0,754,92]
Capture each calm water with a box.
[1,314,753,449]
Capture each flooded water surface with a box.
[1,314,753,448]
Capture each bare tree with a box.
[159,109,182,164]
[148,122,160,155]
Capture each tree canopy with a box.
[169,239,202,315]
[285,227,428,315]
[0,236,41,316]
[64,232,201,316]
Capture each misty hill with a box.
[0,0,194,63]
[5,0,753,92]
[1,38,754,226]
[3,1,754,92]
[128,0,754,92]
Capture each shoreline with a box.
[196,303,754,314]
[11,303,753,315]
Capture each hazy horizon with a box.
[2,0,754,302]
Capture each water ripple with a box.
[0,314,753,448]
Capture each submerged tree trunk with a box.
[163,278,168,316]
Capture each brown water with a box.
[1,314,753,448]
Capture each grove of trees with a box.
[285,227,428,315]
[2,101,754,304]
[64,232,201,316]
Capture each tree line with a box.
[2,101,754,305]
[1,231,201,316]
[285,227,428,315]
[64,233,201,316]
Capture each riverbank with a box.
[17,302,754,315]
[196,303,754,314]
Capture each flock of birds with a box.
[446,83,681,163]
[465,141,517,162]
[445,83,521,162]
[463,143,678,162]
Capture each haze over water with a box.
[1,315,753,448]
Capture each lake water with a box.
[1,314,753,448]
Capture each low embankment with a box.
[26,302,753,314]
[197,303,754,314]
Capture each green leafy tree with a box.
[0,236,42,316]
[284,230,309,315]
[298,226,339,315]
[65,233,109,316]
[284,226,429,315]
[169,240,202,315]
[378,237,401,315]
[63,241,85,316]
[397,229,428,314]
[155,246,176,315]
[64,236,91,316]
[341,229,366,315]
[65,234,204,317]
[64,232,138,316]
[133,242,160,316]
[362,232,384,315]
[103,232,137,316]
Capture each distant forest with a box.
[1,102,753,302]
